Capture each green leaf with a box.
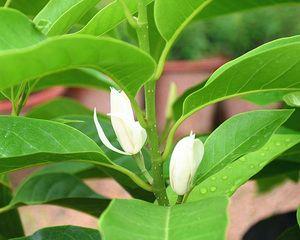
[195,110,293,183]
[0,35,156,97]
[0,8,46,51]
[0,116,113,174]
[12,226,101,240]
[1,172,109,217]
[99,197,228,240]
[188,134,300,202]
[26,98,92,120]
[179,36,300,121]
[196,0,300,20]
[0,183,24,239]
[37,162,107,179]
[34,0,100,36]
[34,69,115,92]
[79,0,153,36]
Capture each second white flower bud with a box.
[169,133,204,195]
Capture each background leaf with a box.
[0,183,24,239]
[12,226,101,240]
[79,0,153,36]
[99,197,228,240]
[26,98,92,120]
[34,69,115,92]
[1,172,110,217]
[34,0,100,36]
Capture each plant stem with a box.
[176,195,184,205]
[107,163,152,192]
[4,0,12,8]
[133,152,153,184]
[136,0,169,206]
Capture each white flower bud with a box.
[93,88,147,155]
[169,133,204,195]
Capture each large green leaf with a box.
[177,36,300,122]
[99,197,228,240]
[0,35,156,97]
[195,109,293,183]
[188,134,300,202]
[34,69,115,92]
[0,183,24,239]
[79,0,153,36]
[34,0,100,36]
[0,172,109,217]
[0,116,112,174]
[12,226,101,240]
[0,8,46,50]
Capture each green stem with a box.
[136,0,169,206]
[119,0,138,28]
[107,163,152,192]
[133,152,153,184]
[4,0,12,8]
[176,195,184,205]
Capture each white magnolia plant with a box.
[0,0,299,239]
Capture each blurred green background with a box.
[170,5,300,60]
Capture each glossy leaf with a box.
[178,36,300,121]
[0,116,112,174]
[195,109,293,183]
[0,183,24,239]
[188,134,300,202]
[79,0,153,36]
[0,173,109,217]
[34,0,100,36]
[12,226,101,240]
[0,35,156,97]
[35,69,115,92]
[0,8,46,50]
[36,161,107,179]
[99,197,228,240]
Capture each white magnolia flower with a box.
[93,88,147,155]
[169,133,204,195]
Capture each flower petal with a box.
[93,108,130,155]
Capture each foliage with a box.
[170,5,300,59]
[0,0,300,239]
